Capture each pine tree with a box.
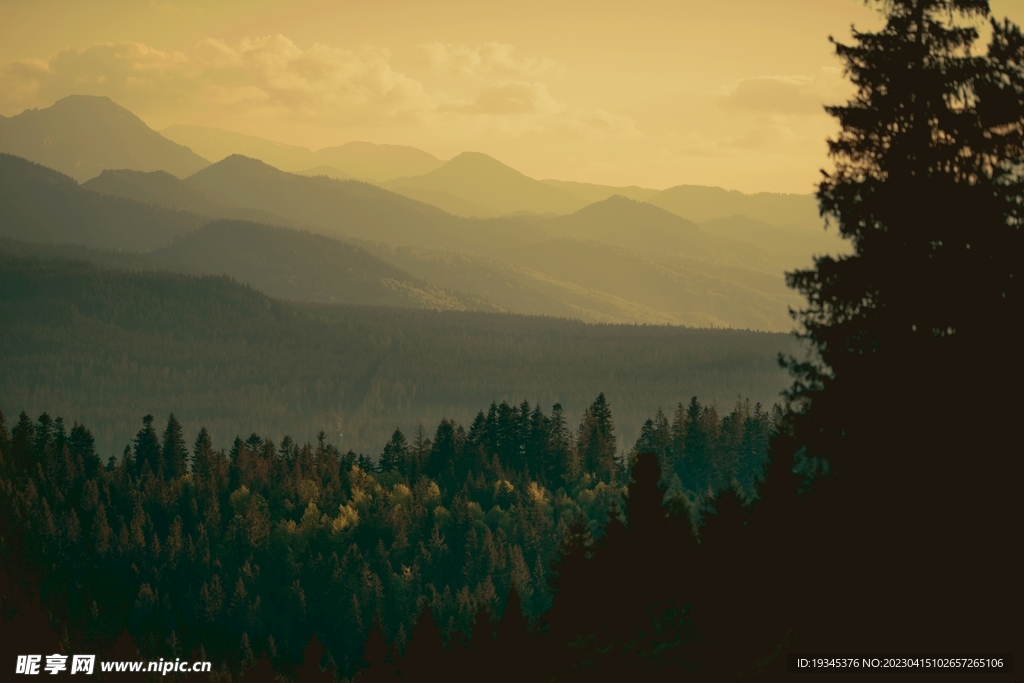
[577,393,617,481]
[133,414,161,477]
[162,414,189,479]
[378,429,408,474]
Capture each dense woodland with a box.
[0,393,776,680]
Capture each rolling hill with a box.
[0,96,209,182]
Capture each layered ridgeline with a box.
[3,149,803,330]
[84,155,805,329]
[0,155,495,312]
[0,252,795,456]
[0,96,848,330]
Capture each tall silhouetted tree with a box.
[780,0,1022,655]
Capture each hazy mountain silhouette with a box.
[81,169,295,227]
[542,179,660,204]
[162,125,444,180]
[647,184,821,231]
[0,153,205,251]
[151,220,500,311]
[0,96,209,182]
[183,155,548,250]
[385,152,587,216]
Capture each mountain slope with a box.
[385,152,587,216]
[184,155,549,250]
[499,239,793,330]
[151,220,500,311]
[646,184,821,231]
[81,168,299,226]
[0,153,205,251]
[0,96,209,182]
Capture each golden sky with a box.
[1,0,1020,192]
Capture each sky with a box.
[1,0,1021,193]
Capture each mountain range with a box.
[0,95,851,331]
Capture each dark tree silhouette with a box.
[781,0,1022,655]
[293,634,335,683]
[397,602,446,680]
[355,613,396,682]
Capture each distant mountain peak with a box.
[0,96,209,182]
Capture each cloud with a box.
[718,69,852,115]
[0,36,640,143]
[415,42,558,79]
[0,36,434,124]
[719,75,819,115]
[447,80,564,115]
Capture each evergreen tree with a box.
[576,393,617,482]
[356,613,396,682]
[378,429,408,475]
[399,602,446,679]
[133,414,161,477]
[781,0,1022,654]
[293,634,335,683]
[162,414,189,479]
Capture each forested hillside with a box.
[0,253,796,457]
